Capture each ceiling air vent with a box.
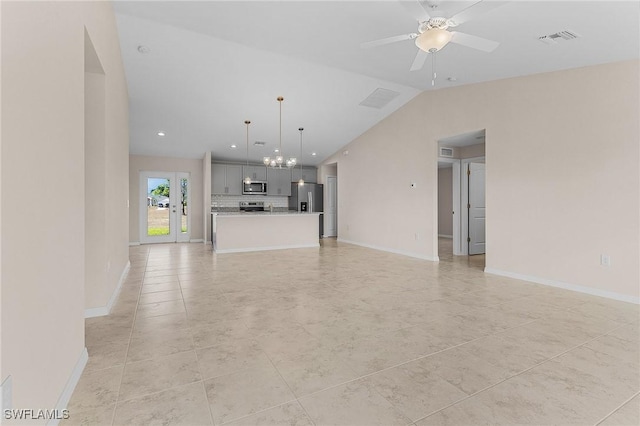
[538,30,580,45]
[359,88,400,109]
[439,147,454,158]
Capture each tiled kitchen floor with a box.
[65,239,639,425]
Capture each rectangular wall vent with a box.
[538,30,580,45]
[359,88,400,109]
[439,147,454,158]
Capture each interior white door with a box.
[325,176,337,237]
[468,163,486,255]
[140,171,191,243]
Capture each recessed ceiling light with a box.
[137,45,151,54]
[157,131,165,137]
[274,149,280,153]
[230,144,237,149]
[311,152,317,156]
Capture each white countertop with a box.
[211,211,322,217]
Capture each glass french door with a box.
[140,171,190,243]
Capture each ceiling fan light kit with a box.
[361,0,504,78]
[415,28,453,53]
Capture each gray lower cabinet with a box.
[267,167,291,196]
[242,165,267,182]
[291,167,317,183]
[212,164,243,195]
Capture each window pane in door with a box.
[147,177,170,236]
[180,177,188,234]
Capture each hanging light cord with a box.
[278,96,283,167]
[245,120,250,167]
[431,51,437,87]
[299,128,303,172]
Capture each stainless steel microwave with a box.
[242,181,267,195]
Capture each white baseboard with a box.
[438,234,453,239]
[215,243,320,254]
[190,239,204,243]
[84,261,131,318]
[128,242,140,246]
[484,267,640,305]
[47,347,88,426]
[337,238,438,262]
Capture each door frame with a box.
[460,156,485,255]
[139,171,191,244]
[437,158,462,255]
[325,175,337,237]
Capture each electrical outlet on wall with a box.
[600,254,611,266]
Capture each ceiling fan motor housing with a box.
[418,17,452,33]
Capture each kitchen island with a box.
[211,211,322,253]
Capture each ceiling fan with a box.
[361,0,507,72]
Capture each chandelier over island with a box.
[263,96,296,169]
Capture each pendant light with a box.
[297,127,304,186]
[243,120,252,184]
[263,96,296,169]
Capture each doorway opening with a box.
[436,129,486,268]
[322,163,338,238]
[140,171,191,243]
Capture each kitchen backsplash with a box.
[211,194,289,209]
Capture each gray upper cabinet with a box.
[212,163,243,195]
[267,167,291,196]
[242,165,267,182]
[291,167,317,184]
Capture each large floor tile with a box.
[276,352,360,398]
[416,346,512,395]
[67,240,638,425]
[85,339,129,372]
[197,339,273,379]
[126,327,194,362]
[62,404,115,426]
[113,382,212,426]
[599,394,640,426]
[119,350,201,401]
[204,364,296,424]
[223,401,313,426]
[363,360,468,421]
[67,366,123,413]
[298,379,412,426]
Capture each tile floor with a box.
[65,239,639,425]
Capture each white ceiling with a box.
[439,128,485,147]
[114,1,640,165]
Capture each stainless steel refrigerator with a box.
[289,183,324,238]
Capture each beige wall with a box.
[438,167,453,237]
[322,60,639,300]
[130,155,204,243]
[460,143,485,159]
[1,0,129,414]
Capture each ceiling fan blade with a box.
[450,31,499,52]
[409,49,429,71]
[448,1,509,26]
[360,33,417,49]
[398,0,431,22]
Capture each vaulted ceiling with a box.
[114,1,639,165]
